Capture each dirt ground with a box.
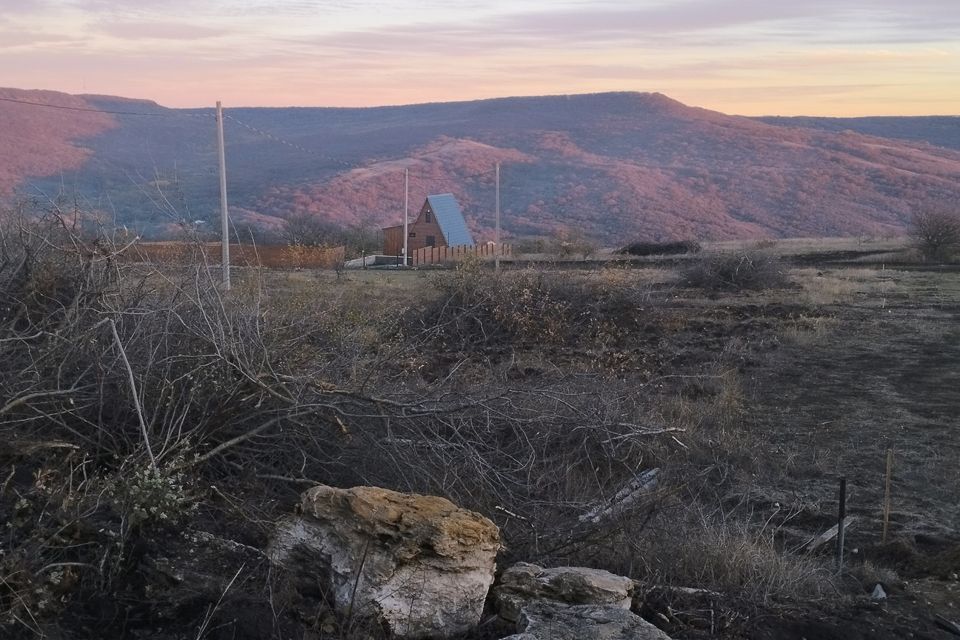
[722,265,960,639]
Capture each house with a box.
[383,194,475,256]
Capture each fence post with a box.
[837,476,847,572]
[882,449,893,543]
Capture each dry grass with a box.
[129,241,345,269]
[708,236,908,257]
[779,314,841,345]
[636,509,836,605]
[793,268,899,306]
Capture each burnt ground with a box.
[413,261,960,638]
[409,262,960,639]
[731,267,960,639]
[4,258,959,640]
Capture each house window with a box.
[408,232,416,238]
[426,235,436,247]
[425,211,432,223]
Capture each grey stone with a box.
[494,562,634,622]
[268,484,500,639]
[502,602,673,640]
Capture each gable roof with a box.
[426,194,475,247]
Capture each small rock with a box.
[494,563,634,622]
[502,602,672,640]
[872,584,887,601]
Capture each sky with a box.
[0,0,958,116]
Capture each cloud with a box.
[0,0,46,12]
[302,0,960,56]
[0,30,80,48]
[96,20,229,40]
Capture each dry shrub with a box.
[911,206,960,261]
[619,240,701,257]
[0,212,381,636]
[1,211,678,636]
[849,560,901,592]
[428,259,572,346]
[683,251,788,291]
[658,370,744,437]
[630,507,834,606]
[422,259,653,351]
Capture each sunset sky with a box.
[1,0,958,116]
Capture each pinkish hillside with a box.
[0,89,116,196]
[2,89,959,241]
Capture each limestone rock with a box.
[502,602,673,640]
[494,562,634,622]
[268,484,500,639]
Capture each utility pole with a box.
[403,168,409,267]
[495,162,501,273]
[216,100,231,290]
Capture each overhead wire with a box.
[222,113,357,169]
[2,94,509,192]
[223,112,507,182]
[0,95,213,118]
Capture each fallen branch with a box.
[0,388,80,416]
[579,468,660,524]
[936,615,960,637]
[94,318,157,470]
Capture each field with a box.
[128,241,346,269]
[2,226,959,639]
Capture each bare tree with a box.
[282,213,340,247]
[911,206,960,261]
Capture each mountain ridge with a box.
[2,87,959,241]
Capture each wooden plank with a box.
[806,516,859,552]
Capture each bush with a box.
[911,206,960,261]
[683,252,788,291]
[619,240,701,257]
[422,258,653,350]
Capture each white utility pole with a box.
[403,168,409,266]
[216,100,231,290]
[495,162,501,273]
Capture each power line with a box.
[3,93,508,187]
[0,95,212,118]
[223,113,357,169]
[222,113,507,180]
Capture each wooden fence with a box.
[412,243,512,266]
[127,242,345,269]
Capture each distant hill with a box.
[2,88,959,241]
[756,116,960,152]
[0,89,116,195]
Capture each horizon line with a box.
[3,86,958,119]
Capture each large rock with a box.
[494,562,634,622]
[502,602,672,640]
[268,484,500,639]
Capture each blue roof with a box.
[427,194,475,247]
